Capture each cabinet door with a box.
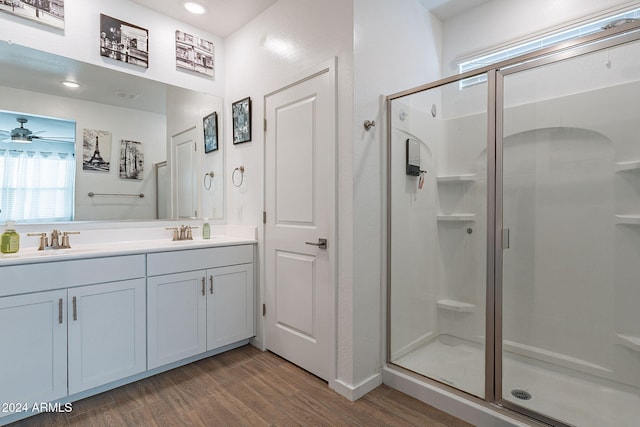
[207,263,255,350]
[67,278,146,394]
[148,270,207,369]
[0,290,67,414]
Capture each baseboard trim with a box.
[330,372,383,401]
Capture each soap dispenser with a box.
[203,218,211,239]
[1,221,20,254]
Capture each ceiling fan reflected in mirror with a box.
[0,117,74,143]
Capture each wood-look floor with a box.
[11,345,472,426]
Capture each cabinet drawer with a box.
[0,255,146,297]
[147,244,254,276]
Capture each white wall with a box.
[352,0,442,393]
[0,85,165,220]
[0,0,225,97]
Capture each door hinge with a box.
[263,211,266,224]
[264,119,267,132]
[262,304,266,316]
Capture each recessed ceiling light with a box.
[61,80,80,88]
[184,1,207,15]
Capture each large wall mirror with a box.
[0,41,224,223]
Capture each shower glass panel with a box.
[500,37,640,426]
[389,75,487,398]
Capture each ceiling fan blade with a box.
[32,135,75,140]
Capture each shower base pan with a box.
[392,334,640,427]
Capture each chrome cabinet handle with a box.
[209,276,213,294]
[201,277,205,296]
[305,238,327,249]
[72,296,77,321]
[58,298,63,324]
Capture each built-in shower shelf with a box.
[615,334,640,352]
[437,299,475,312]
[437,214,476,222]
[436,174,477,182]
[615,161,640,172]
[615,215,640,225]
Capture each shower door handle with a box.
[305,238,327,249]
[502,228,510,249]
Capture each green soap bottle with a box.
[1,222,20,254]
[203,219,211,239]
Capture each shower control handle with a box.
[305,238,327,250]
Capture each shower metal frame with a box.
[386,20,640,427]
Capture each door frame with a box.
[262,57,338,385]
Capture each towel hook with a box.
[363,120,376,131]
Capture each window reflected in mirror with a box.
[0,111,76,223]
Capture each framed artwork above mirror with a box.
[176,30,215,78]
[0,0,65,30]
[100,14,149,69]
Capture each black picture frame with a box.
[100,14,149,69]
[203,112,218,153]
[232,97,251,144]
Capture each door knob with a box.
[305,238,327,249]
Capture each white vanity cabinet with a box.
[67,278,146,394]
[0,254,147,414]
[0,290,68,409]
[206,263,254,350]
[147,245,254,369]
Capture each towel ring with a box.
[232,166,245,187]
[203,171,214,190]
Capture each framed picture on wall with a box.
[232,97,251,144]
[203,111,218,153]
[100,14,149,68]
[82,128,111,172]
[0,0,65,30]
[120,139,144,180]
[176,30,215,78]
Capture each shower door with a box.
[498,34,640,426]
[388,75,489,398]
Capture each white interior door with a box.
[264,63,336,381]
[172,127,198,219]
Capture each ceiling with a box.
[130,0,278,37]
[129,0,489,39]
[418,0,490,20]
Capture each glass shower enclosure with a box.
[387,21,640,427]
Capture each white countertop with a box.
[0,235,257,267]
